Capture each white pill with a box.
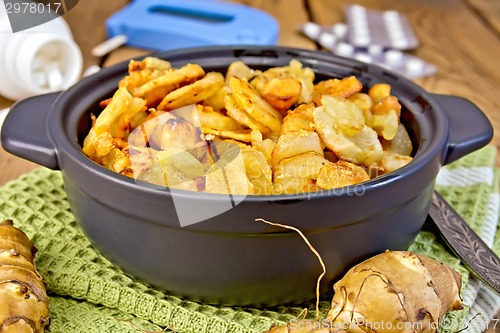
[368,45,384,55]
[33,71,48,88]
[388,27,405,39]
[332,23,348,39]
[353,34,371,46]
[383,10,400,22]
[335,42,355,57]
[353,22,369,36]
[354,53,372,63]
[303,22,321,39]
[405,58,425,74]
[319,33,337,48]
[350,6,367,22]
[46,63,64,91]
[385,49,403,64]
[350,4,366,15]
[391,38,409,49]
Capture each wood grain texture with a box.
[310,0,500,164]
[464,0,500,35]
[62,0,130,69]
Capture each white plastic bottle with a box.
[0,0,82,101]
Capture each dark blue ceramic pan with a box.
[1,46,493,306]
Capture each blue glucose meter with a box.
[105,0,279,51]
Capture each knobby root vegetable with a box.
[327,251,462,333]
[263,249,462,333]
[0,220,50,332]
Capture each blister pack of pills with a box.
[345,4,418,49]
[299,5,436,80]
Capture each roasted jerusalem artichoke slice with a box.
[316,160,370,190]
[313,100,383,166]
[0,220,50,333]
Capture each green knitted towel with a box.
[0,146,498,333]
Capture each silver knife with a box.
[429,191,500,295]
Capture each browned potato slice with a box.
[202,85,228,111]
[251,60,314,105]
[274,152,328,179]
[321,95,365,136]
[381,151,413,173]
[383,123,413,156]
[372,95,401,117]
[289,59,315,104]
[260,77,301,112]
[316,160,370,190]
[225,60,261,84]
[83,87,146,159]
[230,77,283,133]
[202,127,253,143]
[273,176,321,195]
[372,110,399,141]
[240,146,273,195]
[250,130,275,165]
[195,104,243,131]
[273,152,327,194]
[128,57,172,72]
[313,76,363,105]
[281,103,315,134]
[314,106,383,166]
[368,83,391,103]
[371,95,402,140]
[134,147,205,190]
[157,72,224,111]
[348,93,374,127]
[206,151,254,195]
[313,78,339,97]
[131,63,205,100]
[225,94,271,134]
[163,165,199,192]
[271,130,324,168]
[101,147,131,175]
[156,148,206,178]
[119,58,173,98]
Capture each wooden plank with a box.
[464,0,500,35]
[0,97,12,110]
[0,147,38,185]
[309,0,500,164]
[63,0,130,69]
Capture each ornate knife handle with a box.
[429,191,500,295]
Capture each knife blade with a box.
[428,191,500,295]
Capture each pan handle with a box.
[0,93,60,169]
[432,94,493,165]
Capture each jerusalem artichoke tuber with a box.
[264,251,463,333]
[0,219,50,332]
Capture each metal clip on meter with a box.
[104,0,279,52]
